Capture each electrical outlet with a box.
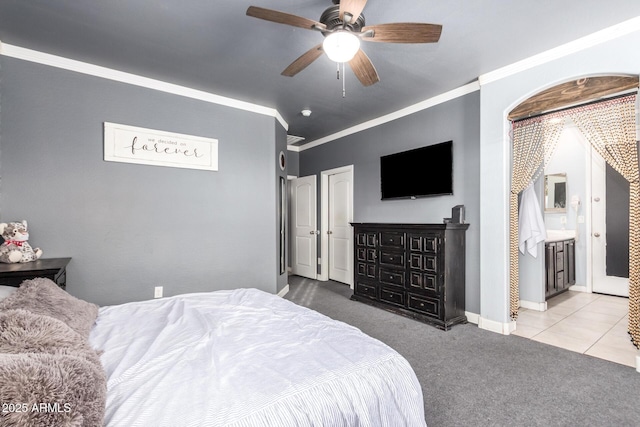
[154,286,163,298]
[560,216,567,224]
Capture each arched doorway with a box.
[507,75,640,351]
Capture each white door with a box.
[291,176,318,279]
[328,171,353,285]
[591,151,629,296]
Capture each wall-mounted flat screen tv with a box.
[380,140,453,200]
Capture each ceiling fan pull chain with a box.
[342,62,347,98]
[336,62,340,80]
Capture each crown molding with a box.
[479,15,640,86]
[0,41,288,132]
[298,81,480,151]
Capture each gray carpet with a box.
[284,276,640,427]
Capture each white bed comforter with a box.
[89,288,426,427]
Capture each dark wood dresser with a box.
[0,257,71,290]
[351,223,468,330]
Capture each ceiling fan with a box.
[246,0,442,86]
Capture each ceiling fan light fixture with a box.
[323,31,360,63]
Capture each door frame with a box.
[319,165,354,287]
[566,127,594,294]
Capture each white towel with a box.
[518,182,547,257]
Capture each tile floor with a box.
[513,290,637,367]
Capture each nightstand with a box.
[0,257,71,290]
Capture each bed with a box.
[0,280,426,426]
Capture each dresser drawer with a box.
[355,282,377,300]
[379,251,405,268]
[355,232,377,247]
[380,268,404,287]
[380,287,405,307]
[409,272,438,293]
[408,294,440,318]
[379,232,405,249]
[357,248,377,263]
[409,234,440,253]
[357,262,377,279]
[410,254,438,273]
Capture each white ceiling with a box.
[1,1,640,144]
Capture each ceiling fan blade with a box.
[246,6,326,31]
[339,0,368,23]
[349,49,379,86]
[362,23,442,43]
[281,44,325,77]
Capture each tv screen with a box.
[380,140,453,200]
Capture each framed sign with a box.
[104,122,218,171]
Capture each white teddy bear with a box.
[0,220,43,263]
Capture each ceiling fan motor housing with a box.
[320,5,365,33]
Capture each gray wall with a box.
[298,92,481,314]
[275,124,288,293]
[0,57,283,306]
[286,150,300,177]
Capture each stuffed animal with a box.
[0,220,43,263]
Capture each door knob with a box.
[309,230,319,235]
[594,197,600,202]
[327,230,333,235]
[594,232,601,237]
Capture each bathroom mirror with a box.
[545,173,567,212]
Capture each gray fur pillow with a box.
[0,278,98,339]
[0,352,106,427]
[0,309,102,367]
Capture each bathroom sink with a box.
[545,229,576,242]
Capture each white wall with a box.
[479,28,640,330]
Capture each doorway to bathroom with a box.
[543,122,630,298]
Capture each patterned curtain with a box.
[510,117,566,319]
[567,94,639,348]
[510,94,639,348]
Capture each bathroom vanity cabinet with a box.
[545,238,575,299]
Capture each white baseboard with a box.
[465,311,480,325]
[636,351,640,374]
[520,299,547,312]
[569,285,588,293]
[277,284,290,298]
[478,316,516,335]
